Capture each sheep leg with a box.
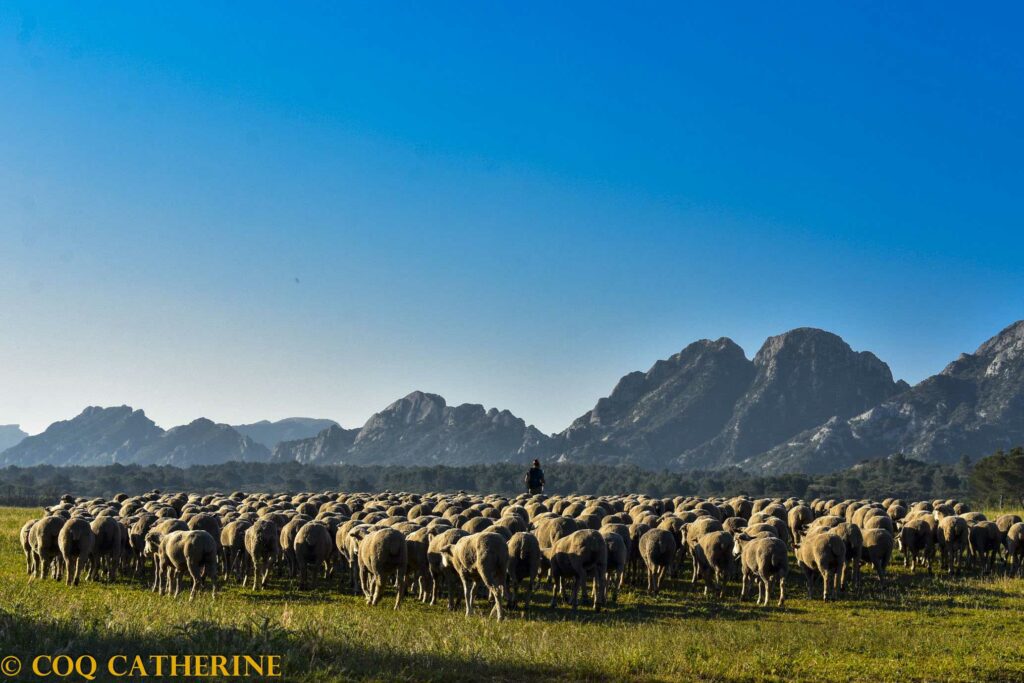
[489,583,504,621]
[394,568,405,610]
[188,565,200,602]
[463,576,474,617]
[261,561,272,590]
[570,572,582,610]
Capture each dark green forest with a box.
[0,451,1004,505]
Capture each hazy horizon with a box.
[3,320,1017,437]
[3,4,1023,436]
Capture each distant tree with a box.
[970,447,1024,507]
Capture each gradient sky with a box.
[2,3,1023,435]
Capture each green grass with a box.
[2,506,1024,682]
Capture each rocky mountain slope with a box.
[273,391,548,466]
[272,424,360,465]
[552,338,755,467]
[550,328,905,470]
[674,328,906,469]
[748,320,1024,473]
[0,425,28,453]
[233,418,339,449]
[4,322,1023,473]
[0,406,268,467]
[133,418,270,466]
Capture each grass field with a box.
[2,506,1024,682]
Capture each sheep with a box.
[639,528,677,595]
[807,515,844,534]
[89,515,123,582]
[428,528,469,608]
[507,531,541,610]
[58,517,96,586]
[443,532,509,621]
[143,522,187,592]
[359,527,408,609]
[20,519,37,576]
[403,527,433,602]
[186,513,223,553]
[692,531,734,597]
[887,503,907,525]
[860,528,894,586]
[29,515,65,581]
[334,521,366,593]
[747,514,788,545]
[160,529,219,600]
[219,519,251,582]
[967,521,1001,573]
[722,516,747,535]
[996,513,1023,539]
[546,529,608,611]
[601,530,628,604]
[937,515,969,574]
[796,531,845,601]
[243,519,280,590]
[737,535,788,607]
[897,518,934,573]
[128,514,156,577]
[862,514,894,534]
[534,516,580,551]
[294,521,333,589]
[831,523,863,592]
[462,516,494,534]
[787,505,814,547]
[1006,522,1024,576]
[626,521,652,582]
[685,517,724,583]
[279,516,308,578]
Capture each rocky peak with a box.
[0,424,29,452]
[0,405,163,467]
[676,328,902,469]
[753,321,1024,473]
[133,417,270,466]
[364,391,447,430]
[554,337,756,467]
[943,320,1024,380]
[272,423,360,464]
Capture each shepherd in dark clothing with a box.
[525,459,545,495]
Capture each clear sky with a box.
[2,3,1022,435]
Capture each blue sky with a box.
[1,3,1022,435]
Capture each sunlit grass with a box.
[2,506,1023,682]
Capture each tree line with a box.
[0,452,995,506]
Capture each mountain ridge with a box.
[4,322,1023,473]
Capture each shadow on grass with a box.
[0,608,612,683]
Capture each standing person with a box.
[525,459,545,495]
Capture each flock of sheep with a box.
[19,490,1024,619]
